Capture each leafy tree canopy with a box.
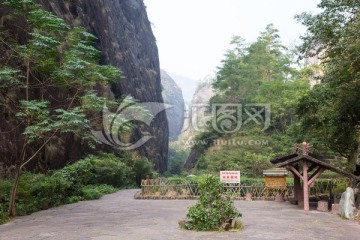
[295,0,360,162]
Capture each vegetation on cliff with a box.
[0,0,153,218]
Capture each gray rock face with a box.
[168,73,198,105]
[161,70,185,141]
[182,84,215,140]
[0,0,168,172]
[183,84,215,169]
[40,0,169,172]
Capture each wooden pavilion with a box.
[270,142,360,211]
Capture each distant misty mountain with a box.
[167,72,198,104]
[161,70,185,141]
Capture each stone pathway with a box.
[0,189,359,240]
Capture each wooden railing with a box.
[136,178,347,200]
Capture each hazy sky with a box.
[144,0,321,81]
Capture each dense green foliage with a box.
[185,24,310,176]
[295,0,360,169]
[0,0,152,217]
[181,2,360,177]
[0,153,155,224]
[167,148,188,175]
[183,176,242,231]
[195,136,283,177]
[213,24,309,133]
[0,0,126,152]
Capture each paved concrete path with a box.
[0,189,359,240]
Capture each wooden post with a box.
[302,142,308,155]
[145,175,151,195]
[294,174,301,204]
[303,160,309,211]
[294,144,298,153]
[288,164,303,205]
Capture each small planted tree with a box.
[182,176,242,231]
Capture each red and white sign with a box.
[220,171,240,183]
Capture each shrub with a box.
[56,154,134,192]
[333,181,347,193]
[16,173,46,215]
[58,158,93,183]
[29,173,72,210]
[90,154,133,187]
[0,210,7,225]
[0,179,11,224]
[65,196,80,204]
[183,175,242,231]
[81,186,102,200]
[0,179,11,205]
[0,153,141,224]
[81,184,117,200]
[167,177,187,184]
[133,157,156,186]
[13,173,73,216]
[168,149,188,175]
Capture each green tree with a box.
[295,0,360,171]
[212,24,307,134]
[0,0,123,216]
[213,24,297,102]
[185,25,309,174]
[168,148,188,175]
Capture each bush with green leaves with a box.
[0,153,148,224]
[0,180,12,224]
[81,184,117,200]
[91,154,134,187]
[55,154,135,194]
[168,148,188,175]
[183,175,242,231]
[132,157,156,186]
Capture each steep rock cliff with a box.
[183,83,215,169]
[182,83,215,144]
[40,0,169,172]
[161,70,184,141]
[0,0,168,172]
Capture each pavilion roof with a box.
[270,152,360,181]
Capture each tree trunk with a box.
[355,144,360,176]
[7,134,56,217]
[8,166,21,217]
[8,142,27,217]
[26,59,30,101]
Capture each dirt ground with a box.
[0,189,359,240]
